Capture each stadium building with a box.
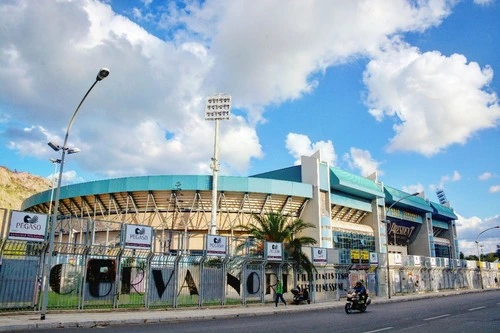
[22,152,458,260]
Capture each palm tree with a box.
[239,211,317,276]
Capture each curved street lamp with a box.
[382,192,420,299]
[40,68,110,320]
[475,225,500,290]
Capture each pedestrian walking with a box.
[275,279,286,307]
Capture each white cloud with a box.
[285,133,336,166]
[455,213,500,256]
[343,147,383,177]
[490,185,500,193]
[364,40,500,156]
[429,170,461,190]
[479,172,493,181]
[402,184,425,196]
[0,0,483,181]
[473,0,494,6]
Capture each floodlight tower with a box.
[205,93,231,235]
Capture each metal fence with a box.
[0,209,499,312]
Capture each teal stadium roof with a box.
[329,167,385,199]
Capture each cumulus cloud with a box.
[343,147,383,177]
[429,170,461,191]
[478,172,493,181]
[1,0,492,183]
[364,40,500,156]
[474,0,495,6]
[490,185,500,193]
[285,133,336,166]
[455,213,500,255]
[402,183,425,196]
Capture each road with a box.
[17,290,500,333]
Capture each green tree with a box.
[240,211,317,276]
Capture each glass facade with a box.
[434,244,451,259]
[332,231,375,252]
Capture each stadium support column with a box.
[205,94,231,235]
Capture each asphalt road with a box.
[17,290,500,333]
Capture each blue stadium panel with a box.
[330,192,372,212]
[432,219,450,230]
[430,202,457,220]
[384,186,433,213]
[22,175,313,210]
[250,165,302,183]
[329,167,384,199]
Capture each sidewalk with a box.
[0,289,496,332]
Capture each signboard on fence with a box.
[361,250,369,263]
[265,242,283,261]
[369,252,378,264]
[205,234,227,256]
[123,224,153,250]
[312,247,327,264]
[8,210,48,242]
[350,249,360,263]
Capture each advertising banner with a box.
[312,247,327,264]
[265,242,283,261]
[206,235,227,256]
[8,211,48,242]
[361,250,369,263]
[350,249,360,263]
[123,224,153,249]
[414,255,421,266]
[369,252,378,264]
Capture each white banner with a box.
[312,247,327,263]
[266,242,283,261]
[414,256,421,266]
[123,224,153,249]
[8,211,48,242]
[206,235,227,256]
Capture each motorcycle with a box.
[344,288,371,313]
[291,287,310,305]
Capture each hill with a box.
[0,166,51,210]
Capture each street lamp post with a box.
[47,158,61,216]
[382,192,420,299]
[205,94,231,235]
[475,225,500,290]
[40,68,109,320]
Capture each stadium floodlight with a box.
[205,93,231,235]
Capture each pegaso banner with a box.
[123,224,153,250]
[312,247,327,264]
[266,242,283,261]
[8,210,48,242]
[206,235,227,256]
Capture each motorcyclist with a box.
[353,281,367,304]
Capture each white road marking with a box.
[363,327,393,333]
[468,306,486,311]
[423,314,450,321]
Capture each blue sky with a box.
[0,0,499,255]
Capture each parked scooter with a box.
[291,287,310,305]
[344,288,371,313]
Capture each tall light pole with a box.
[40,68,109,320]
[382,191,420,299]
[47,158,61,216]
[205,94,231,235]
[475,225,500,290]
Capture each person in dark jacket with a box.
[353,281,367,304]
